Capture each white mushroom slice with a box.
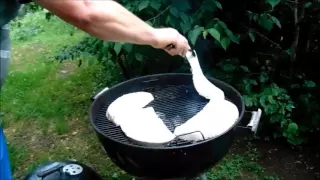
[118,107,176,144]
[174,100,239,141]
[185,51,225,101]
[106,92,154,126]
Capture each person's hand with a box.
[151,28,191,56]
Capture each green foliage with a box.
[207,144,279,180]
[52,0,320,145]
[11,12,45,41]
[213,58,319,145]
[11,10,76,42]
[8,143,28,173]
[54,0,282,77]
[20,3,54,20]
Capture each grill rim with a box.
[89,73,245,150]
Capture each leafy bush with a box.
[49,0,320,145]
[11,11,45,41]
[11,9,77,42]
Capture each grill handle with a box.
[166,44,195,57]
[235,108,262,135]
[91,87,109,102]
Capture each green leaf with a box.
[247,11,254,20]
[138,0,149,11]
[170,7,179,17]
[303,80,316,88]
[203,31,208,39]
[207,28,221,42]
[258,15,273,31]
[287,122,298,134]
[240,65,250,72]
[220,37,230,50]
[268,95,275,103]
[201,0,217,12]
[222,64,236,72]
[270,16,281,28]
[180,12,189,23]
[102,41,110,53]
[150,1,161,10]
[214,1,223,10]
[253,14,259,21]
[270,115,282,123]
[146,21,152,26]
[265,0,281,9]
[135,53,143,62]
[112,172,119,179]
[259,72,269,83]
[290,84,300,89]
[188,26,204,45]
[286,104,294,112]
[123,43,133,52]
[250,79,258,85]
[248,32,255,42]
[285,48,293,56]
[259,96,267,108]
[225,30,240,44]
[173,0,191,11]
[114,43,123,55]
[305,2,312,8]
[217,20,228,29]
[243,95,253,107]
[180,22,192,34]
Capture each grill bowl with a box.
[89,73,245,179]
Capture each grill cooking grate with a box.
[93,84,209,147]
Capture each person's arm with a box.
[34,0,190,55]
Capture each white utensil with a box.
[185,50,225,101]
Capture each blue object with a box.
[0,127,13,180]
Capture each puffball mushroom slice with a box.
[106,92,154,126]
[185,51,225,101]
[119,107,176,144]
[174,100,239,142]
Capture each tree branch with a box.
[289,0,305,79]
[243,25,282,50]
[147,5,172,23]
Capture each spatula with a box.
[166,44,225,100]
[184,50,225,100]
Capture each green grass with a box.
[206,143,279,180]
[1,11,280,180]
[2,11,122,179]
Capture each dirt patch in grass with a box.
[56,61,79,78]
[231,138,320,180]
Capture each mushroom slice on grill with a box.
[106,92,154,126]
[174,100,239,141]
[118,107,176,144]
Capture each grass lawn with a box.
[2,11,315,180]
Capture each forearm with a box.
[35,0,158,46]
[84,1,158,46]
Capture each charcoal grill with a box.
[89,73,261,180]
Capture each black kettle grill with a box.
[24,161,103,180]
[89,73,262,180]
